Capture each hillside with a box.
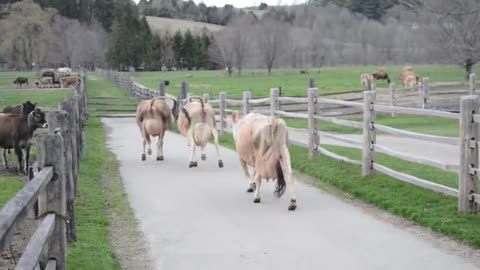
[146,16,225,35]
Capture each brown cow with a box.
[372,69,391,84]
[3,101,37,115]
[35,77,53,88]
[60,76,80,88]
[360,73,373,89]
[13,77,29,88]
[300,69,309,74]
[136,97,178,161]
[0,109,47,173]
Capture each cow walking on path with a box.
[231,112,296,211]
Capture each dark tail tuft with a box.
[274,160,286,198]
[182,107,191,126]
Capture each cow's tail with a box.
[186,96,206,122]
[259,117,288,198]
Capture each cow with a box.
[13,77,29,88]
[1,101,37,166]
[2,101,37,115]
[404,73,420,89]
[177,96,223,168]
[231,112,296,211]
[60,76,80,88]
[57,67,71,76]
[35,77,53,88]
[136,97,178,161]
[360,73,373,89]
[372,69,391,84]
[300,69,309,74]
[0,109,47,174]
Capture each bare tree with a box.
[401,0,480,77]
[209,30,235,76]
[255,18,285,75]
[229,17,250,75]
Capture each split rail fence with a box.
[0,71,87,270]
[99,70,480,214]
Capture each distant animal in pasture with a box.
[360,73,373,89]
[300,69,309,74]
[0,109,47,174]
[372,69,391,84]
[177,96,223,168]
[13,77,29,88]
[60,76,80,88]
[57,67,71,76]
[231,112,296,211]
[404,73,420,89]
[35,77,53,88]
[136,96,178,161]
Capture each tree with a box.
[173,30,184,68]
[209,30,235,76]
[255,18,285,75]
[182,30,195,70]
[94,0,115,31]
[401,0,480,77]
[229,17,250,75]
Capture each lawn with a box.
[130,65,480,98]
[0,71,37,87]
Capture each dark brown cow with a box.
[60,76,80,88]
[372,69,391,84]
[13,77,29,88]
[3,101,37,115]
[300,69,309,74]
[0,109,47,173]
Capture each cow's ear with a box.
[232,111,239,123]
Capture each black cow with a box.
[0,109,47,174]
[13,77,29,88]
[3,101,37,115]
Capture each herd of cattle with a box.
[360,66,421,89]
[13,67,81,89]
[136,96,296,210]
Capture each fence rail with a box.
[0,70,87,269]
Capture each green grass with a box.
[216,130,480,248]
[0,71,36,87]
[0,177,25,207]
[0,89,73,110]
[131,65,480,98]
[66,117,120,270]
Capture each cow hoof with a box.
[189,162,198,168]
[246,183,256,193]
[201,154,207,161]
[218,160,224,168]
[157,156,164,161]
[141,154,146,161]
[253,198,261,203]
[147,149,152,155]
[288,204,297,211]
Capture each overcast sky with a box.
[133,0,301,8]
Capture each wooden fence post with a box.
[362,91,376,176]
[308,88,320,159]
[470,73,476,95]
[459,95,479,213]
[59,100,79,196]
[159,81,165,96]
[36,134,67,270]
[389,82,396,117]
[202,93,210,103]
[420,77,429,109]
[270,88,280,117]
[47,111,76,242]
[309,78,315,88]
[219,92,226,135]
[243,91,251,116]
[181,82,188,100]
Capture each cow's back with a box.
[0,114,27,148]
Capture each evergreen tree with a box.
[150,35,163,70]
[182,30,194,70]
[94,0,115,31]
[173,30,184,68]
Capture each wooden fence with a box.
[98,70,480,214]
[0,70,87,270]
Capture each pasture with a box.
[131,65,480,98]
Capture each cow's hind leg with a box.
[281,146,296,211]
[211,128,223,168]
[200,145,207,161]
[241,160,255,192]
[156,132,164,161]
[25,144,31,175]
[189,145,197,168]
[2,148,8,169]
[253,174,262,203]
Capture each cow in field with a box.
[35,77,53,88]
[57,67,71,76]
[404,73,420,89]
[60,76,80,88]
[372,69,391,84]
[177,96,223,168]
[136,97,178,161]
[300,69,309,74]
[13,77,29,88]
[360,73,373,89]
[0,109,47,173]
[231,112,296,211]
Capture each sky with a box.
[133,0,301,8]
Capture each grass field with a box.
[0,71,36,87]
[131,65,480,98]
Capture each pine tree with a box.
[173,30,184,69]
[182,30,195,70]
